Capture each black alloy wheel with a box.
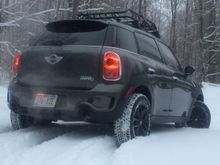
[132,103,151,137]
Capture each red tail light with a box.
[12,51,21,76]
[103,51,121,81]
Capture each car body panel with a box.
[8,20,204,124]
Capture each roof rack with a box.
[77,9,160,38]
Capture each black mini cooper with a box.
[8,10,211,145]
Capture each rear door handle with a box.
[147,68,156,74]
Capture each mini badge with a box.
[45,54,63,64]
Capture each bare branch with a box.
[0,41,17,57]
[206,71,220,77]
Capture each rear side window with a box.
[135,33,162,62]
[33,21,107,46]
[157,41,182,71]
[116,27,137,53]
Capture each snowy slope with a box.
[0,83,220,165]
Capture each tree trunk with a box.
[139,0,143,15]
[170,0,178,54]
[72,0,80,19]
[183,0,190,67]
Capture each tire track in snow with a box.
[0,125,74,165]
[10,129,116,165]
[49,135,115,165]
[0,125,12,134]
[0,86,11,134]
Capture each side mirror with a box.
[184,66,195,76]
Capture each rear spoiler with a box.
[46,20,108,33]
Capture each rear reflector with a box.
[12,51,21,77]
[103,51,121,81]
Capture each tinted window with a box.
[135,33,162,61]
[116,27,137,53]
[33,28,107,46]
[157,41,182,71]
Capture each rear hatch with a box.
[17,20,108,89]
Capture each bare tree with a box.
[182,0,190,66]
[170,0,179,54]
[72,0,80,19]
[0,0,219,83]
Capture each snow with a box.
[0,83,220,165]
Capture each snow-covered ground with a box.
[0,83,220,165]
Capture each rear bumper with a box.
[8,80,127,123]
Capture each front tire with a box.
[114,94,151,146]
[187,101,211,128]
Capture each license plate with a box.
[33,94,58,108]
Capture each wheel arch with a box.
[196,94,204,102]
[133,85,152,105]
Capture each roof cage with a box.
[77,9,160,38]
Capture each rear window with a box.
[116,27,137,53]
[33,20,107,46]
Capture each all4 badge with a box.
[80,76,94,82]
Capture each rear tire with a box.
[187,101,211,128]
[10,111,52,130]
[114,94,151,146]
[10,111,34,130]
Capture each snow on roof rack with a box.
[77,9,160,38]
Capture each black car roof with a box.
[106,20,157,37]
[102,20,164,45]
